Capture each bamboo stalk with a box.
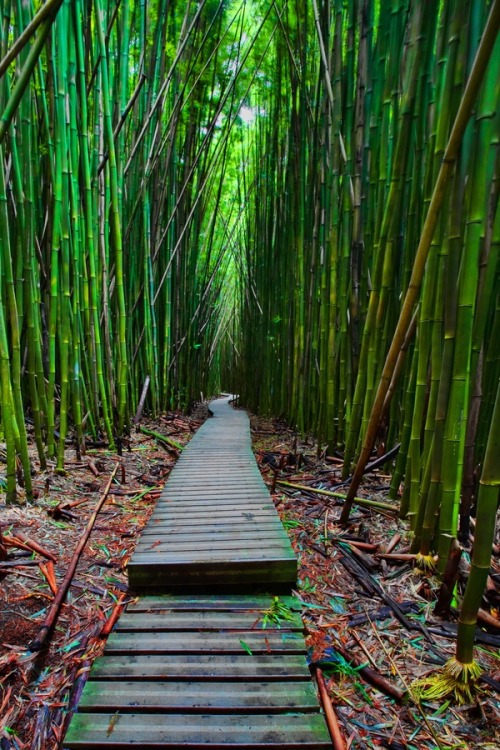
[277,479,398,512]
[315,669,347,750]
[340,0,500,523]
[29,462,120,652]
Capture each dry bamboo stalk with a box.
[384,533,402,554]
[12,531,57,562]
[316,669,347,750]
[29,463,120,652]
[100,593,127,637]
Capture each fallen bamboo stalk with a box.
[335,443,401,489]
[315,644,406,703]
[11,531,57,562]
[340,551,435,644]
[39,561,58,595]
[339,539,379,552]
[48,495,92,518]
[336,540,379,570]
[315,669,347,750]
[377,553,416,562]
[478,608,500,629]
[139,425,183,451]
[100,593,127,637]
[384,533,402,554]
[277,480,398,512]
[29,463,120,652]
[3,534,34,554]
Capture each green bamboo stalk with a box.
[95,0,128,437]
[340,0,500,524]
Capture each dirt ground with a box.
[0,405,499,749]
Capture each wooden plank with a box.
[133,540,293,554]
[148,514,278,525]
[128,558,297,589]
[104,630,306,654]
[115,610,303,631]
[144,525,281,537]
[151,502,275,512]
[163,481,265,488]
[140,521,284,534]
[127,595,301,612]
[150,505,276,514]
[129,549,294,563]
[136,530,290,544]
[158,490,270,502]
[157,500,272,507]
[89,653,310,681]
[146,518,280,528]
[64,712,332,748]
[76,680,320,713]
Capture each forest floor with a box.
[0,405,499,749]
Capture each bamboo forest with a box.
[0,0,499,747]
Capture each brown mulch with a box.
[0,404,498,749]
[251,414,500,750]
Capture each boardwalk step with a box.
[126,594,302,611]
[128,557,297,590]
[64,596,330,749]
[104,630,307,654]
[65,712,332,748]
[115,611,304,630]
[76,680,321,712]
[89,653,311,681]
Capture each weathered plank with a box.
[76,680,320,713]
[141,521,284,534]
[135,531,291,545]
[64,712,332,748]
[104,630,307,654]
[128,558,297,589]
[89,653,310,681]
[126,594,301,612]
[133,539,293,554]
[115,610,303,631]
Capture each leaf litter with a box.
[0,405,498,749]
[0,408,207,748]
[251,414,500,750]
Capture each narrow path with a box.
[64,398,331,748]
[128,396,297,590]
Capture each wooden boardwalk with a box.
[64,397,330,749]
[128,396,297,591]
